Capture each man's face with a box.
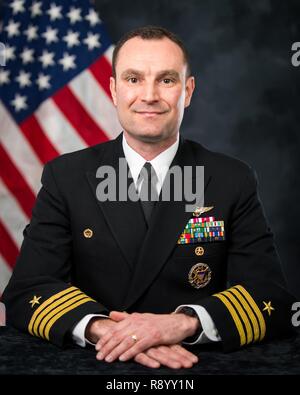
[110,37,195,144]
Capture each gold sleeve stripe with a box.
[213,293,247,346]
[44,297,94,340]
[28,287,79,336]
[32,289,83,337]
[234,285,266,341]
[38,293,89,339]
[230,288,260,342]
[220,290,253,344]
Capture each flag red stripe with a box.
[52,86,109,146]
[20,115,60,164]
[0,144,36,218]
[89,55,113,100]
[0,221,19,269]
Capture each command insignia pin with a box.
[262,301,275,316]
[188,263,212,289]
[83,228,93,238]
[29,295,41,308]
[195,246,204,256]
[193,206,214,217]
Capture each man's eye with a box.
[128,77,138,83]
[162,78,173,84]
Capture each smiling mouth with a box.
[135,111,165,116]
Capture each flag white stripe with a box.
[0,101,43,194]
[69,69,121,140]
[104,45,114,64]
[0,253,12,296]
[0,178,28,248]
[0,301,6,325]
[35,99,88,155]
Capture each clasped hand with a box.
[88,311,199,369]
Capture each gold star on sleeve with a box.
[29,296,42,308]
[262,301,275,316]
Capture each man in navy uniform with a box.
[2,26,295,369]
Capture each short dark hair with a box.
[112,25,191,78]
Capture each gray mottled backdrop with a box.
[95,0,300,297]
[0,0,299,297]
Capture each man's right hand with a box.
[86,318,198,369]
[85,317,117,344]
[134,344,199,369]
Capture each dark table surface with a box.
[0,326,300,375]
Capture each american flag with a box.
[0,0,121,297]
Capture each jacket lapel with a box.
[86,134,147,270]
[123,138,212,309]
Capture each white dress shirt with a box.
[123,132,180,196]
[72,133,221,347]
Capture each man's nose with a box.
[140,82,159,103]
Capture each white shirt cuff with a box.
[175,304,221,345]
[72,314,109,347]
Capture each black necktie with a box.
[139,162,159,225]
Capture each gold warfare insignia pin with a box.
[188,263,212,289]
[262,301,275,316]
[193,206,214,217]
[83,228,93,238]
[29,295,41,308]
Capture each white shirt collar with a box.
[122,133,179,191]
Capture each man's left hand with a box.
[95,311,199,362]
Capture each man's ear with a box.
[110,76,117,106]
[184,76,195,108]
